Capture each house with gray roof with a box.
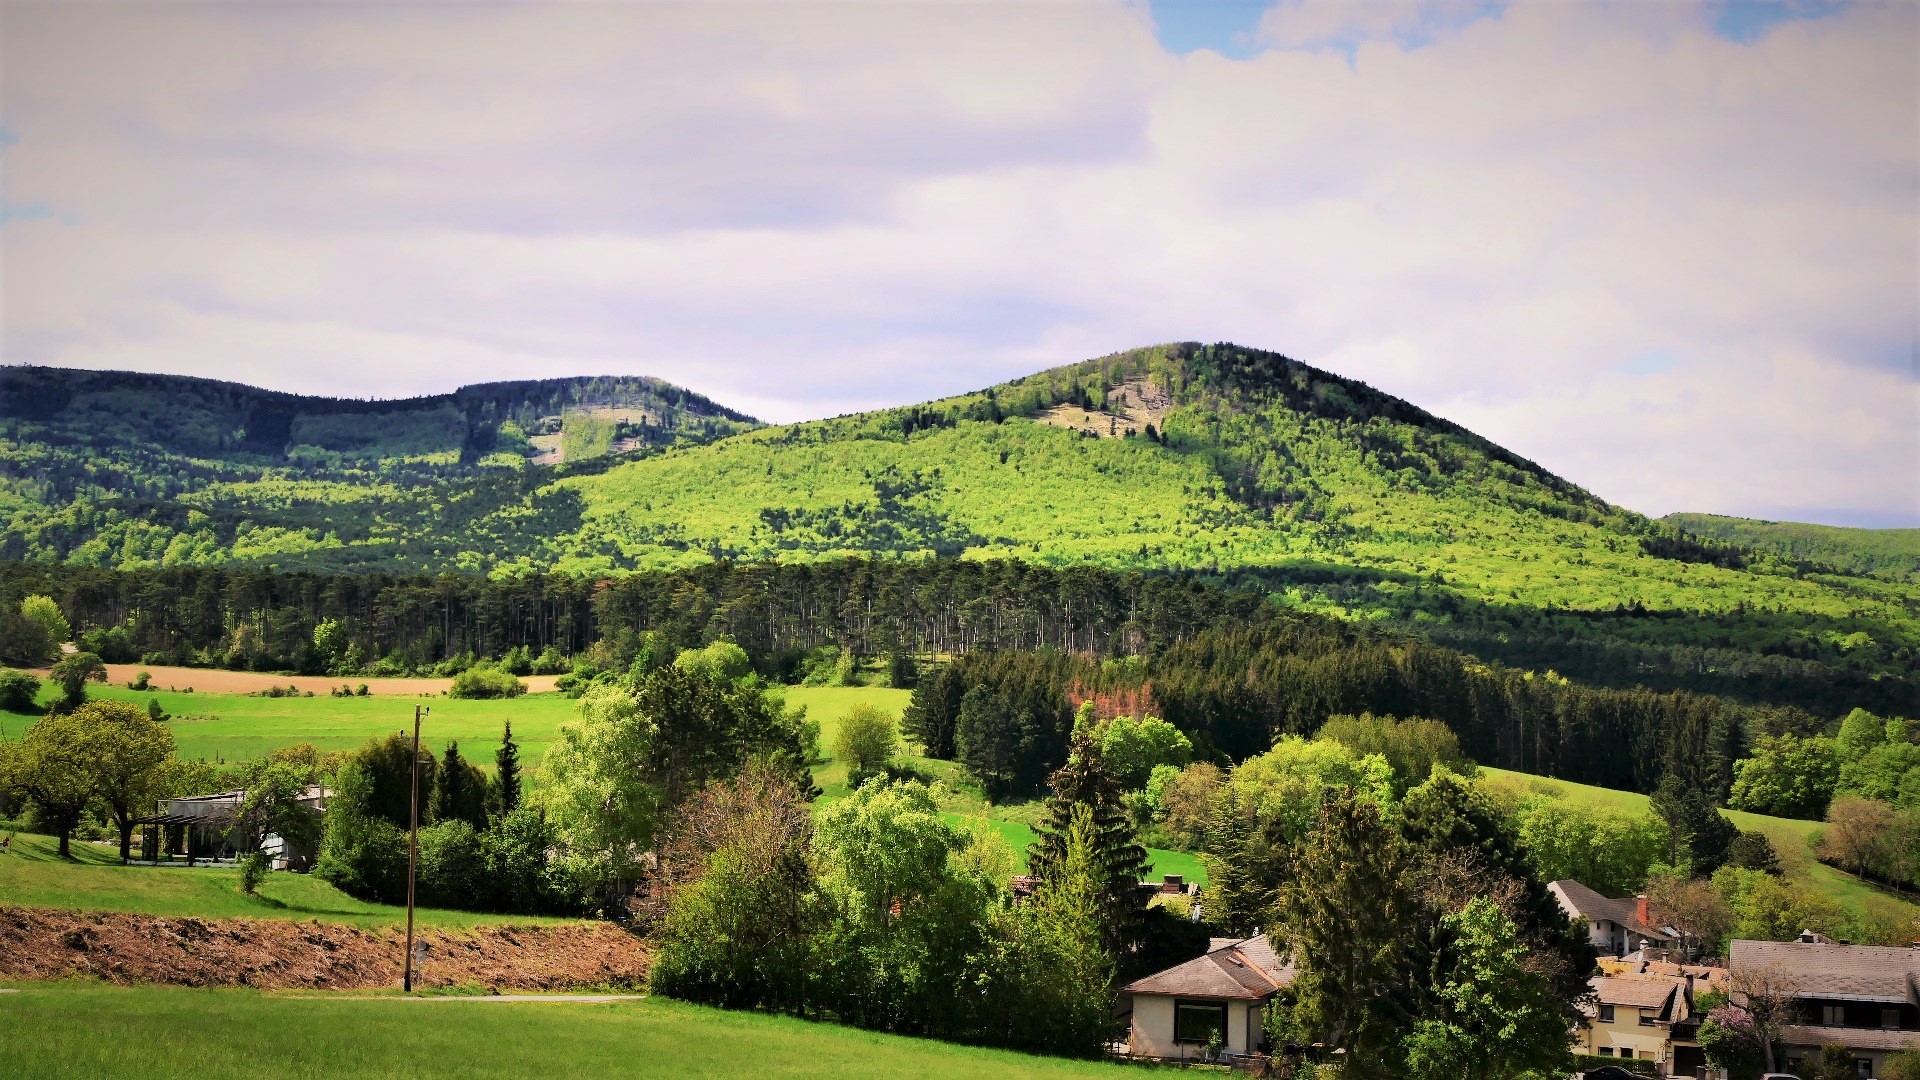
[1730,931,1920,1078]
[1120,934,1295,1063]
[1549,878,1681,957]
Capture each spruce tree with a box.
[431,741,488,828]
[1027,729,1150,952]
[1652,773,1737,875]
[902,663,962,759]
[495,721,521,816]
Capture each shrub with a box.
[447,665,526,700]
[418,819,487,908]
[530,646,570,676]
[240,850,271,894]
[0,669,41,713]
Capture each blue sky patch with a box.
[1708,0,1850,44]
[1611,348,1681,376]
[1149,0,1272,58]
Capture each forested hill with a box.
[1,343,1914,716]
[0,366,759,573]
[1662,512,1920,582]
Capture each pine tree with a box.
[495,721,521,816]
[1274,788,1425,1079]
[431,741,487,828]
[902,663,962,759]
[1028,729,1150,951]
[1199,787,1290,936]
[1652,773,1737,875]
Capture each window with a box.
[1620,1048,1634,1059]
[1598,1004,1615,1022]
[1856,1059,1873,1078]
[1597,1048,1614,1057]
[1638,1011,1656,1027]
[1884,1008,1902,1030]
[1174,1001,1228,1045]
[1823,1004,1845,1027]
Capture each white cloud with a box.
[0,0,1913,523]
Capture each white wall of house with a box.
[1130,996,1178,1059]
[1128,996,1265,1059]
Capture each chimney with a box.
[1636,894,1650,926]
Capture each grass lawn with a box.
[0,832,576,928]
[1,682,911,768]
[1477,766,1916,925]
[0,982,1134,1080]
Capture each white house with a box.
[1550,879,1681,957]
[1121,934,1295,1063]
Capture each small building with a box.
[135,785,327,869]
[1121,934,1295,1064]
[1731,931,1920,1078]
[1549,879,1681,957]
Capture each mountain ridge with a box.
[1,343,1913,717]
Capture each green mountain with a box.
[2,343,1913,712]
[1662,512,1920,582]
[0,366,758,573]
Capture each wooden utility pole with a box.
[403,703,428,992]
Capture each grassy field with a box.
[0,982,1133,1080]
[1478,766,1915,926]
[2,682,902,767]
[2,681,1208,917]
[0,832,575,927]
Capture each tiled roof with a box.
[1549,880,1678,940]
[1594,975,1679,1011]
[1779,1025,1920,1052]
[1730,939,1920,1004]
[1123,934,1296,1001]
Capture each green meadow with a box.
[1,680,1206,918]
[2,683,905,767]
[0,982,1134,1080]
[1478,766,1916,926]
[0,832,574,927]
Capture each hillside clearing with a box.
[0,983,1132,1080]
[1478,766,1916,926]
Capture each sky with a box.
[1,1,1915,528]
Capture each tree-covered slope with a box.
[520,344,1915,712]
[3,344,1913,711]
[1662,512,1920,582]
[0,366,758,572]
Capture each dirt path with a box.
[29,664,561,697]
[0,907,647,991]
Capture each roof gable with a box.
[1124,934,1296,1001]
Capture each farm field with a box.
[0,982,1134,1080]
[0,832,577,928]
[1477,766,1916,926]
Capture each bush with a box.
[418,819,487,908]
[0,669,41,713]
[500,645,534,677]
[240,850,271,894]
[530,646,570,676]
[447,665,526,700]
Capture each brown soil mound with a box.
[0,907,648,991]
